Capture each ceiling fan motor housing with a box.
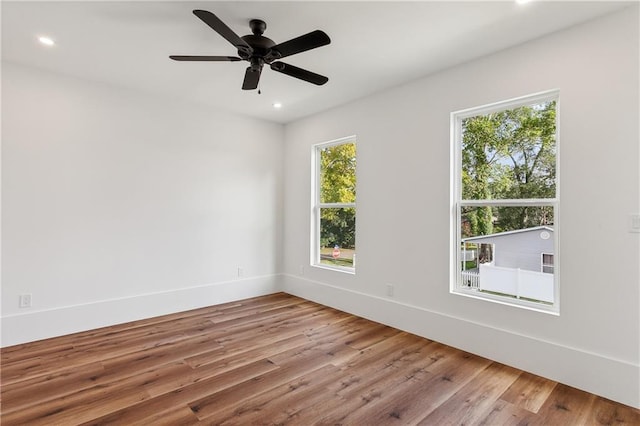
[240,34,276,60]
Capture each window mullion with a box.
[460,199,556,207]
[319,202,356,209]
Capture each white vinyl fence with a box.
[461,270,480,288]
[479,264,554,303]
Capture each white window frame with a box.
[311,136,357,274]
[450,90,560,314]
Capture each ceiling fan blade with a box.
[242,66,262,90]
[270,62,328,86]
[267,30,330,60]
[169,55,242,62]
[193,10,253,55]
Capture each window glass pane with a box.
[461,101,556,200]
[542,254,554,274]
[320,143,356,204]
[320,207,355,268]
[460,205,555,304]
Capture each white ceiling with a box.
[2,1,632,124]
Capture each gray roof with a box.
[462,226,553,243]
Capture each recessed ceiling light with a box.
[516,0,532,4]
[38,36,55,46]
[273,102,282,109]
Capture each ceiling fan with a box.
[170,10,331,91]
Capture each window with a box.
[542,253,554,274]
[451,90,559,312]
[312,137,356,272]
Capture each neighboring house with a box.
[461,226,555,303]
[462,226,554,274]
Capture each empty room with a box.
[2,0,639,424]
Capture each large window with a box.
[312,137,356,272]
[451,91,559,312]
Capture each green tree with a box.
[461,113,499,237]
[495,103,556,230]
[461,101,556,234]
[320,143,356,250]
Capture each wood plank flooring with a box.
[1,292,638,425]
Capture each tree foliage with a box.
[462,101,556,237]
[319,143,356,249]
[320,143,356,203]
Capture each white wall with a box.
[2,62,284,345]
[282,7,639,408]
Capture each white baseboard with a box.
[280,273,640,409]
[1,275,279,348]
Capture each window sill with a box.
[451,287,559,315]
[311,264,356,275]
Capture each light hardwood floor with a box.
[1,293,638,425]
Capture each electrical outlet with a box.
[237,267,244,277]
[386,284,394,297]
[630,214,640,233]
[19,294,32,308]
